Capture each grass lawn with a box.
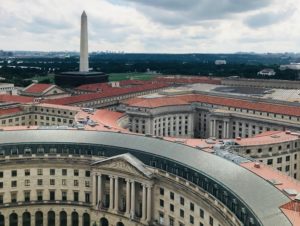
[27,74,55,83]
[108,72,157,82]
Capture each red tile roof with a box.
[124,94,300,117]
[0,107,23,116]
[75,83,112,92]
[0,95,34,103]
[45,83,169,105]
[125,97,189,108]
[24,84,53,93]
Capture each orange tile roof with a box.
[75,83,111,92]
[125,97,189,108]
[45,83,169,105]
[24,84,53,93]
[235,131,299,146]
[0,107,23,116]
[124,94,300,117]
[0,95,33,103]
[241,162,300,200]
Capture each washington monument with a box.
[80,11,89,72]
[55,11,108,87]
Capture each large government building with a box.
[0,129,299,226]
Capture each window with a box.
[170,192,174,200]
[62,169,67,176]
[85,193,90,203]
[0,172,3,178]
[25,169,30,176]
[160,199,164,207]
[169,217,174,226]
[267,159,273,165]
[190,202,194,211]
[170,204,174,212]
[160,187,164,195]
[25,179,30,186]
[190,215,194,224]
[37,179,43,186]
[11,193,17,203]
[74,180,79,186]
[286,156,290,161]
[0,182,3,188]
[180,197,184,205]
[286,165,290,172]
[50,179,55,185]
[74,169,79,176]
[74,191,79,202]
[49,191,55,201]
[277,157,282,164]
[37,191,43,201]
[24,191,30,202]
[50,169,55,175]
[200,209,204,218]
[85,181,90,187]
[209,216,214,226]
[62,179,67,186]
[0,194,3,204]
[62,191,67,201]
[11,180,17,187]
[85,171,90,177]
[180,209,184,218]
[11,170,17,177]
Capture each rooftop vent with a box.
[254,162,260,168]
[270,135,280,138]
[268,179,283,185]
[283,188,298,196]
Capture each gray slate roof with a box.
[0,129,292,226]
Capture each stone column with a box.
[223,121,227,139]
[130,180,135,218]
[146,185,152,222]
[142,184,147,220]
[109,175,114,209]
[97,174,102,207]
[93,173,97,206]
[226,121,230,138]
[213,119,217,137]
[126,179,131,214]
[114,177,119,211]
[209,120,214,137]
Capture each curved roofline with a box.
[0,129,292,226]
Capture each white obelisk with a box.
[80,11,89,72]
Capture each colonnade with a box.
[93,174,152,222]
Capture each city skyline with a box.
[0,0,299,53]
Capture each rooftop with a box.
[23,83,53,93]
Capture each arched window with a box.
[35,211,43,226]
[83,213,90,226]
[71,212,79,226]
[0,214,4,226]
[9,213,18,226]
[116,222,124,226]
[100,218,108,226]
[22,212,31,226]
[59,211,67,226]
[47,211,55,226]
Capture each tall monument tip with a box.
[82,10,87,17]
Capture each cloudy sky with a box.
[0,0,299,53]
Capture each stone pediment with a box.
[91,153,153,178]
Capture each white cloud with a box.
[0,0,299,53]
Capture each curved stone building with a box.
[0,129,298,226]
